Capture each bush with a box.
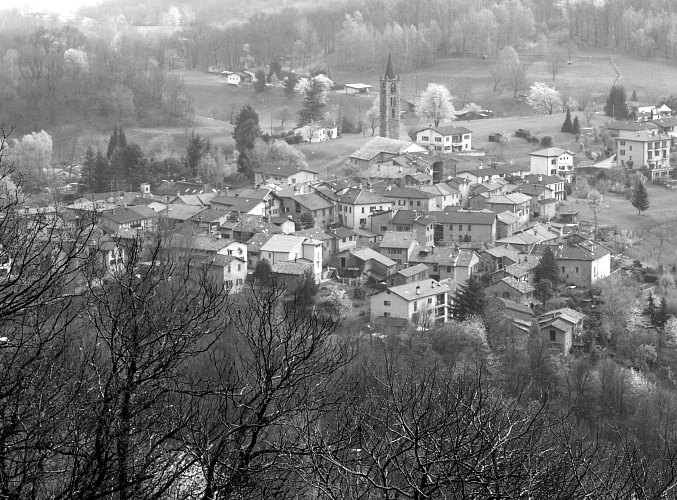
[540,136,553,147]
[222,172,250,187]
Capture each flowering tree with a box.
[417,83,455,126]
[527,82,563,115]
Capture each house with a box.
[99,206,159,234]
[164,234,246,259]
[189,254,247,294]
[378,231,419,269]
[478,245,521,275]
[293,121,339,142]
[496,211,521,239]
[538,307,586,355]
[650,117,677,142]
[485,276,535,305]
[341,247,397,281]
[253,163,319,188]
[515,183,556,219]
[409,246,479,283]
[383,209,436,248]
[245,232,273,271]
[219,214,282,241]
[363,159,433,187]
[148,203,205,228]
[275,190,335,228]
[493,256,541,286]
[414,125,473,153]
[551,237,611,287]
[615,129,671,180]
[376,185,438,213]
[522,174,566,201]
[430,209,497,245]
[336,187,394,230]
[223,71,251,86]
[97,238,128,277]
[259,234,323,283]
[209,195,266,216]
[328,226,358,253]
[529,148,575,183]
[220,187,280,218]
[606,120,659,138]
[170,193,217,206]
[187,208,231,235]
[419,183,461,209]
[294,228,338,261]
[349,137,426,169]
[370,278,457,327]
[481,192,532,227]
[387,263,430,286]
[271,260,315,289]
[488,297,535,346]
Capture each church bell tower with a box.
[379,54,400,139]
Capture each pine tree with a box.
[93,151,111,192]
[233,105,261,153]
[106,127,119,160]
[572,116,581,135]
[184,131,210,177]
[561,107,573,133]
[118,128,127,149]
[79,146,96,193]
[452,279,486,322]
[631,89,638,102]
[631,179,650,214]
[254,70,267,94]
[604,85,629,119]
[124,143,147,191]
[534,247,558,285]
[284,74,297,97]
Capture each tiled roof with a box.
[491,296,535,316]
[260,235,306,253]
[483,245,520,260]
[397,263,429,277]
[294,228,335,241]
[386,278,458,300]
[416,125,473,136]
[430,209,497,225]
[391,209,437,225]
[350,137,423,161]
[651,117,677,127]
[166,234,230,252]
[523,174,563,186]
[379,231,418,249]
[329,226,356,239]
[504,258,540,277]
[174,193,217,206]
[485,193,531,205]
[254,163,318,177]
[188,208,230,223]
[411,247,477,267]
[496,276,535,294]
[100,206,157,224]
[350,247,397,267]
[377,186,437,199]
[497,211,520,224]
[247,232,273,253]
[553,240,611,261]
[221,215,282,235]
[338,187,392,205]
[271,260,312,276]
[529,147,571,158]
[210,196,263,213]
[284,192,334,211]
[148,203,205,221]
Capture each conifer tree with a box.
[94,150,111,192]
[534,247,558,285]
[79,146,96,193]
[631,178,650,214]
[604,85,629,119]
[452,279,486,321]
[572,115,581,135]
[561,107,573,133]
[106,127,119,159]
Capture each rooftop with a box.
[350,247,397,267]
[529,148,572,158]
[380,231,418,249]
[386,278,458,301]
[416,125,473,136]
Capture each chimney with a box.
[415,285,421,295]
[538,175,542,182]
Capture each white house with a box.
[336,187,394,230]
[615,129,671,180]
[369,278,457,328]
[415,125,473,153]
[293,121,339,143]
[529,148,574,183]
[259,234,323,283]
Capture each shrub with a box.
[540,136,553,147]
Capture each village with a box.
[19,54,673,359]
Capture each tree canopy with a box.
[527,82,562,115]
[417,83,455,127]
[452,278,486,321]
[631,177,650,214]
[605,85,629,119]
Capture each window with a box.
[629,146,632,151]
[458,225,463,231]
[551,159,556,165]
[383,312,391,317]
[417,201,421,207]
[237,264,241,271]
[447,266,452,272]
[620,140,625,146]
[575,267,579,273]
[413,301,418,312]
[360,218,366,226]
[449,224,454,231]
[620,150,625,155]
[361,207,365,213]
[550,330,557,342]
[561,266,565,273]
[421,136,429,141]
[435,137,442,142]
[467,225,472,231]
[292,178,296,184]
[428,298,433,304]
[410,201,414,206]
[226,280,233,287]
[648,151,653,159]
[502,292,510,298]
[384,300,391,306]
[236,278,243,285]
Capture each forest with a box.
[2,0,677,133]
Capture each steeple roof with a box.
[385,53,395,79]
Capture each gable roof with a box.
[210,195,264,213]
[529,147,572,158]
[523,174,563,186]
[377,186,437,200]
[380,231,418,249]
[391,209,436,226]
[416,125,473,136]
[386,278,458,301]
[350,137,425,161]
[430,209,497,225]
[260,234,306,253]
[540,307,586,326]
[493,276,535,294]
[272,260,313,276]
[396,263,429,278]
[100,206,157,225]
[485,192,531,206]
[411,247,478,267]
[350,247,397,267]
[253,162,318,177]
[338,187,392,205]
[552,240,611,261]
[280,192,334,211]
